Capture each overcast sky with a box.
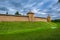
[0,0,60,20]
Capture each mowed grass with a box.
[0,21,60,40]
[56,22,60,27]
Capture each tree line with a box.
[52,19,60,23]
[6,11,21,16]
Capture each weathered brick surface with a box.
[0,16,47,22]
[34,17,47,22]
[0,16,28,21]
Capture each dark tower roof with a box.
[27,11,34,14]
[47,14,50,18]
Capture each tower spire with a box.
[47,14,51,22]
[27,10,34,22]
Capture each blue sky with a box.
[0,0,60,20]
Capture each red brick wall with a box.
[0,16,47,22]
[34,17,47,22]
[0,16,28,21]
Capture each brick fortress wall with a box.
[0,11,51,22]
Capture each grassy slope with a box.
[55,22,60,27]
[0,21,60,40]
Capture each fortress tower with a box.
[47,14,51,22]
[27,11,34,22]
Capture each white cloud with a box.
[37,2,44,6]
[51,16,57,17]
[20,9,24,12]
[40,12,47,15]
[32,8,39,13]
[9,8,15,11]
[42,9,48,12]
[23,2,36,8]
[31,8,47,15]
[0,11,6,14]
[6,7,17,15]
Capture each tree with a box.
[6,12,8,15]
[52,19,60,23]
[15,11,19,15]
[58,0,60,3]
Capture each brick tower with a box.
[27,11,34,22]
[47,14,51,22]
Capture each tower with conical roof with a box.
[47,14,51,22]
[27,11,34,21]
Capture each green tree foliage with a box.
[52,19,60,23]
[6,12,8,15]
[15,11,19,15]
[58,0,60,3]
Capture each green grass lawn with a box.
[0,21,60,40]
[56,22,60,27]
